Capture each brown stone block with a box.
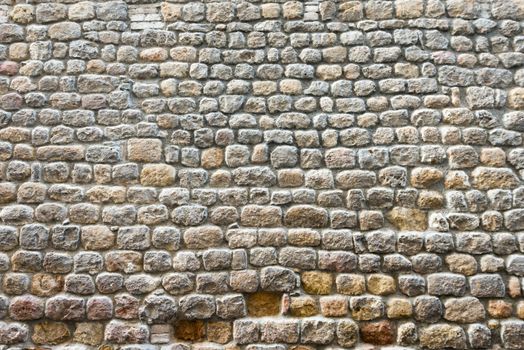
[207,321,232,344]
[302,271,333,295]
[174,320,205,341]
[247,291,281,317]
[32,321,70,345]
[360,320,395,345]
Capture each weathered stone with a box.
[337,274,366,295]
[360,320,395,345]
[419,324,467,349]
[45,295,85,321]
[301,318,335,344]
[9,295,44,320]
[140,164,176,186]
[472,167,519,190]
[104,320,149,344]
[139,294,177,324]
[183,226,222,249]
[505,209,524,231]
[414,296,442,323]
[0,24,24,43]
[290,296,318,317]
[247,292,281,317]
[241,205,282,227]
[469,274,506,297]
[284,205,328,228]
[350,296,385,320]
[367,274,396,295]
[427,273,466,296]
[0,4,520,349]
[444,297,485,323]
[501,321,524,349]
[179,294,215,319]
[386,207,427,231]
[73,322,104,346]
[31,273,64,297]
[387,298,412,318]
[301,271,333,295]
[128,138,162,163]
[261,319,299,343]
[260,266,297,292]
[32,321,70,345]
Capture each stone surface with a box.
[386,207,427,230]
[0,2,521,349]
[444,297,485,323]
[247,292,281,317]
[360,320,395,345]
[419,324,467,349]
[301,271,333,295]
[32,321,70,345]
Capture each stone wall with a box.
[0,0,523,348]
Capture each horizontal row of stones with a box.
[3,78,524,108]
[0,107,523,134]
[3,33,524,63]
[2,219,524,251]
[3,30,524,62]
[0,141,522,181]
[0,152,522,183]
[1,267,523,299]
[0,66,524,95]
[0,120,524,149]
[0,224,524,269]
[1,137,523,172]
[0,317,523,349]
[3,0,523,24]
[1,84,524,115]
[1,142,523,174]
[1,288,524,327]
[3,268,524,312]
[3,45,524,73]
[0,196,524,232]
[1,247,524,287]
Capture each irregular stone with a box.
[301,271,333,295]
[419,324,467,349]
[104,320,149,344]
[260,266,297,292]
[32,321,70,345]
[386,207,427,231]
[469,274,506,297]
[350,296,385,320]
[501,321,524,349]
[472,167,519,190]
[360,320,395,345]
[427,273,466,296]
[284,205,328,228]
[300,318,335,344]
[444,297,485,323]
[247,292,281,317]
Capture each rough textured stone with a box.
[386,207,427,231]
[301,271,333,295]
[420,324,467,349]
[444,297,485,323]
[32,321,70,345]
[360,320,395,345]
[0,3,521,349]
[247,292,281,317]
[284,205,329,228]
[140,164,176,187]
[472,167,519,190]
